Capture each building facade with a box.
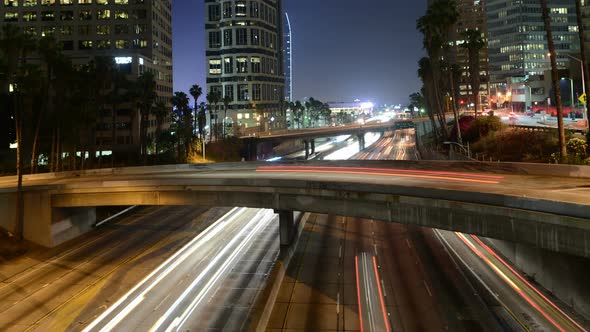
[206,0,285,136]
[486,0,579,109]
[283,11,292,102]
[452,0,490,110]
[1,0,173,154]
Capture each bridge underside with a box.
[49,188,590,258]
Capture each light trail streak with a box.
[257,166,502,184]
[456,232,587,332]
[83,207,247,332]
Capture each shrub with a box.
[464,116,504,143]
[471,128,558,162]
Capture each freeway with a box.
[0,206,219,331]
[83,207,278,331]
[267,130,498,331]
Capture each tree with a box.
[135,72,157,163]
[418,57,445,140]
[170,92,191,160]
[152,100,168,159]
[541,0,567,160]
[294,100,304,129]
[222,95,232,138]
[189,84,202,138]
[206,92,221,140]
[461,29,485,118]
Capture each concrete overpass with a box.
[241,119,432,159]
[0,161,589,258]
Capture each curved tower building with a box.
[206,0,285,136]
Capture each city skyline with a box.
[173,1,427,105]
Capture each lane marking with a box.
[355,255,364,332]
[373,256,391,332]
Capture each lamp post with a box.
[565,54,586,99]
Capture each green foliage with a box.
[464,116,504,142]
[565,137,588,164]
[472,128,559,163]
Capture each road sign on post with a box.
[579,93,587,106]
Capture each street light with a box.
[564,54,586,99]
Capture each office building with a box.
[283,11,292,102]
[206,0,285,136]
[486,0,579,109]
[0,0,173,154]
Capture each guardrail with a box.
[509,124,587,134]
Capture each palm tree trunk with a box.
[30,105,44,174]
[541,0,567,160]
[14,95,24,241]
[449,71,463,144]
[575,0,590,129]
[56,127,61,172]
[111,105,117,168]
[50,128,56,172]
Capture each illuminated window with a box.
[41,0,54,4]
[209,59,222,75]
[41,26,55,36]
[78,0,92,3]
[41,11,55,20]
[96,24,110,35]
[114,0,127,3]
[114,10,128,19]
[78,40,93,49]
[23,11,37,21]
[23,0,37,6]
[96,0,107,3]
[235,1,246,17]
[132,38,147,48]
[115,39,128,49]
[97,9,110,19]
[79,10,92,20]
[237,113,243,120]
[4,0,18,7]
[97,40,110,49]
[24,26,37,35]
[4,12,18,21]
[60,0,73,5]
[236,57,248,73]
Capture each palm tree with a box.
[417,0,459,142]
[0,24,35,240]
[170,91,191,159]
[152,100,168,159]
[135,72,157,163]
[206,92,221,140]
[294,100,303,129]
[418,57,444,140]
[189,84,202,137]
[222,95,232,138]
[541,0,567,160]
[461,29,485,118]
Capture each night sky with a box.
[172,1,426,106]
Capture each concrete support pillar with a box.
[310,139,316,154]
[304,140,310,159]
[276,210,295,246]
[357,133,366,151]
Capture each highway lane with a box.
[435,230,589,331]
[82,207,278,332]
[0,206,221,331]
[268,129,498,331]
